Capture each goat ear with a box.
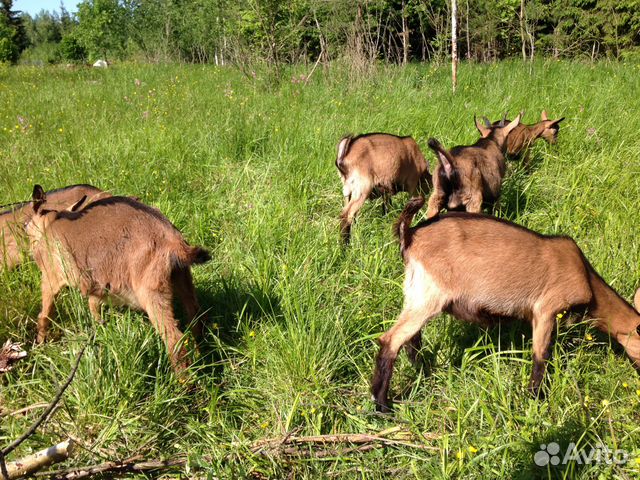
[500,111,508,127]
[550,117,565,127]
[32,184,46,213]
[634,288,640,312]
[474,115,491,138]
[482,116,491,128]
[541,110,548,121]
[503,113,522,136]
[68,195,87,212]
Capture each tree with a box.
[0,0,26,62]
[451,0,457,92]
[76,0,127,60]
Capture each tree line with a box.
[3,0,640,66]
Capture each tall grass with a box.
[1,59,639,478]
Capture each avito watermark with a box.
[534,442,631,467]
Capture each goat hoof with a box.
[372,397,392,413]
[527,384,546,400]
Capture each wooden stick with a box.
[0,440,73,480]
[2,337,91,458]
[34,458,188,480]
[251,432,439,454]
[3,404,50,418]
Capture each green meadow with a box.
[1,59,639,478]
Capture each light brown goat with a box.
[372,197,640,412]
[425,114,521,218]
[336,133,431,243]
[0,184,109,270]
[26,185,210,372]
[480,111,565,162]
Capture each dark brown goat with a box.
[26,185,210,372]
[372,197,640,412]
[480,111,565,162]
[336,133,431,243]
[425,114,521,218]
[0,184,109,270]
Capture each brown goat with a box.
[336,133,431,243]
[425,114,521,219]
[371,197,640,412]
[480,111,565,162]
[26,185,210,372]
[0,184,109,270]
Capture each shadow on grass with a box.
[495,154,545,220]
[184,277,282,375]
[514,418,601,480]
[394,311,640,401]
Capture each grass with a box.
[0,58,640,478]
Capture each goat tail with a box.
[335,135,353,175]
[394,196,425,256]
[187,246,211,265]
[172,244,211,268]
[427,138,455,178]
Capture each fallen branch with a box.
[4,404,50,418]
[0,440,73,480]
[27,428,438,478]
[0,341,27,374]
[1,333,95,477]
[251,429,439,456]
[34,457,189,480]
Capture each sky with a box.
[13,0,78,16]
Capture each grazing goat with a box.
[480,111,565,162]
[425,114,521,218]
[372,196,640,412]
[26,185,210,372]
[336,133,431,243]
[0,184,109,270]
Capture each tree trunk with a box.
[520,0,526,60]
[465,0,470,60]
[401,0,409,64]
[451,0,458,92]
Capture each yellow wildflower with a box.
[623,382,629,388]
[468,446,478,454]
[585,333,593,341]
[248,330,256,338]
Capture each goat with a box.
[372,196,640,412]
[26,185,210,372]
[0,184,110,270]
[425,114,521,218]
[336,133,431,243]
[479,111,565,163]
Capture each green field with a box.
[1,59,640,479]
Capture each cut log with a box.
[1,440,74,480]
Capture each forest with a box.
[2,0,640,67]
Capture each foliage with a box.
[75,0,127,61]
[0,0,25,63]
[58,33,86,62]
[15,0,640,65]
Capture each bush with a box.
[0,19,18,63]
[59,34,86,62]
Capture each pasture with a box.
[1,59,639,478]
